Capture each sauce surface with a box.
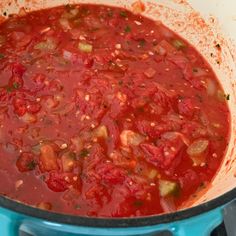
[0,4,230,217]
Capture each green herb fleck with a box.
[195,94,203,103]
[120,11,127,18]
[137,107,144,113]
[127,169,132,175]
[69,152,76,160]
[215,43,221,49]
[79,7,90,17]
[124,25,131,33]
[224,94,230,100]
[27,160,36,170]
[79,148,89,158]
[107,11,113,17]
[118,80,123,85]
[152,41,158,46]
[39,175,46,181]
[199,182,206,188]
[139,39,146,47]
[65,4,73,11]
[0,53,4,59]
[133,200,144,207]
[75,204,81,209]
[6,87,13,93]
[13,82,20,89]
[172,39,186,49]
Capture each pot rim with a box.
[0,187,236,227]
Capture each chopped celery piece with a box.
[34,39,56,51]
[159,180,179,197]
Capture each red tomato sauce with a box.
[0,4,230,217]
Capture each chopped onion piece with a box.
[62,50,73,61]
[61,152,76,172]
[53,102,75,115]
[206,79,216,96]
[20,112,37,123]
[144,68,156,78]
[120,130,145,146]
[187,139,209,156]
[37,202,52,210]
[148,169,158,179]
[40,27,51,34]
[162,132,190,146]
[71,136,83,153]
[78,42,93,53]
[94,125,108,139]
[59,18,71,31]
[217,89,226,102]
[160,197,176,213]
[192,67,207,77]
[40,144,58,172]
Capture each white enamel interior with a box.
[0,0,236,210]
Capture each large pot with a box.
[0,0,236,235]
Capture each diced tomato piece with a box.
[102,116,119,151]
[178,98,194,117]
[27,102,41,114]
[11,62,26,77]
[97,163,126,185]
[179,169,201,193]
[48,79,63,92]
[0,88,9,103]
[83,57,94,68]
[12,98,27,116]
[46,171,69,192]
[16,152,37,172]
[141,135,185,169]
[167,53,193,81]
[33,74,46,84]
[153,84,176,108]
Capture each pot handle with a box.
[0,207,21,236]
[170,207,223,236]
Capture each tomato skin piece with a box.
[16,152,37,172]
